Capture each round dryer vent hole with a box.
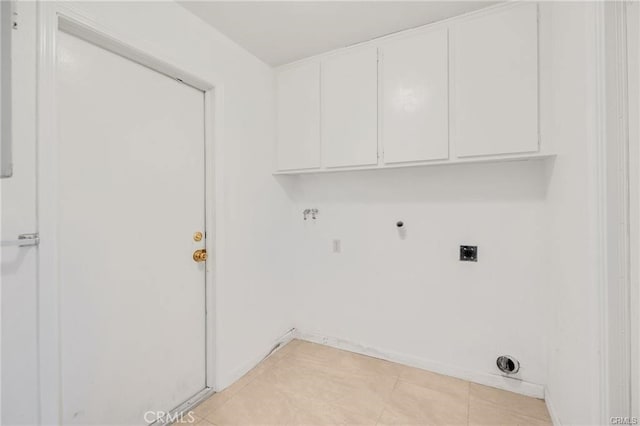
[496,355,520,374]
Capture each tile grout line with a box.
[375,375,400,426]
[201,353,289,422]
[466,383,471,425]
[469,386,553,423]
[201,345,306,423]
[200,340,552,425]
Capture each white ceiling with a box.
[179,1,498,66]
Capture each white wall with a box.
[0,2,611,425]
[544,3,604,425]
[2,1,295,423]
[285,160,549,394]
[283,2,605,414]
[284,4,556,395]
[549,2,640,423]
[1,2,39,424]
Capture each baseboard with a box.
[216,327,296,391]
[154,387,216,425]
[295,330,545,399]
[544,387,562,426]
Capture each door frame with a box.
[36,3,223,423]
[628,1,639,417]
[604,1,632,419]
[599,1,638,422]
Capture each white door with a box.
[57,31,207,425]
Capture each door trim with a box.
[36,4,224,423]
[626,1,639,418]
[600,2,637,421]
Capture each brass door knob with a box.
[193,249,208,262]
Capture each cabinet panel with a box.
[276,62,320,171]
[381,28,449,164]
[322,47,378,168]
[452,3,538,158]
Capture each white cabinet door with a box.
[452,3,538,158]
[381,28,449,164]
[276,62,320,171]
[322,47,378,168]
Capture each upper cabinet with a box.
[451,3,539,158]
[276,62,321,171]
[380,28,449,164]
[322,47,379,168]
[274,3,547,174]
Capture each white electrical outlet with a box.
[332,239,341,253]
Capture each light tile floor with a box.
[188,339,552,426]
